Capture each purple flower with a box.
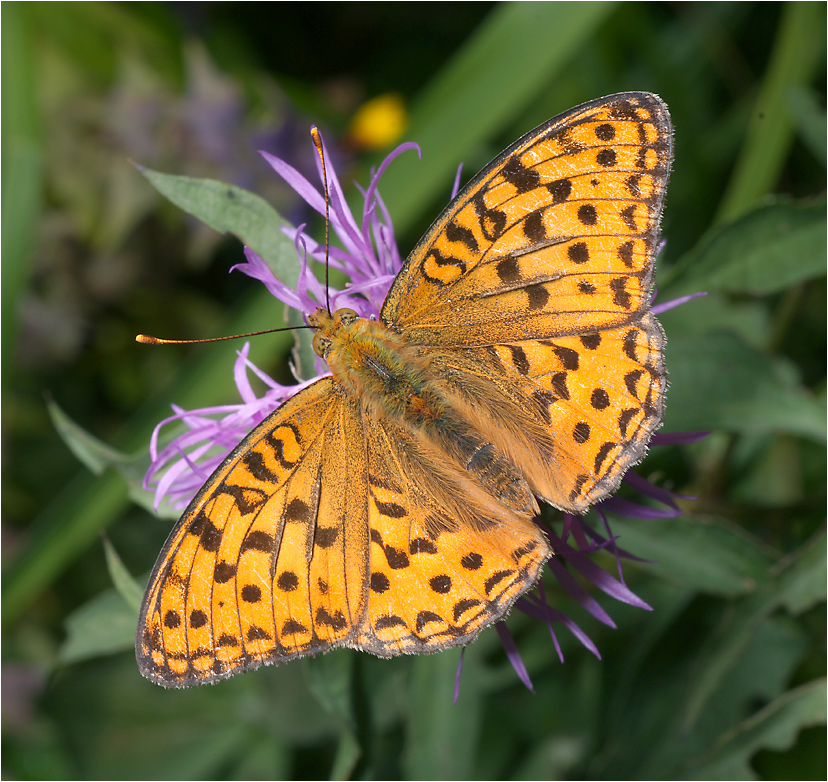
[145,131,418,508]
[144,129,705,695]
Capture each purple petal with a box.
[546,556,617,627]
[362,141,419,230]
[260,149,328,217]
[454,647,465,705]
[651,291,707,314]
[450,163,464,200]
[601,496,682,519]
[515,595,601,659]
[537,578,564,662]
[495,622,534,693]
[622,470,696,505]
[547,531,652,611]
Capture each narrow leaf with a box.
[669,198,826,296]
[664,331,825,442]
[102,536,143,612]
[688,679,827,779]
[138,167,299,286]
[609,516,775,597]
[60,589,136,664]
[48,397,131,476]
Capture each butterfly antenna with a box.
[310,126,332,315]
[136,325,313,345]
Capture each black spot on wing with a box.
[502,156,540,193]
[416,611,444,632]
[547,178,572,204]
[610,277,632,309]
[553,346,580,371]
[214,561,236,583]
[315,526,340,548]
[594,123,615,141]
[526,284,550,311]
[242,451,277,483]
[568,241,589,264]
[370,572,390,593]
[316,607,347,631]
[594,442,617,474]
[375,615,406,631]
[577,204,598,226]
[496,256,520,285]
[453,598,481,622]
[446,220,479,252]
[242,530,274,553]
[523,210,546,242]
[618,240,634,268]
[484,570,513,594]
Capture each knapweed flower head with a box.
[144,128,706,693]
[145,132,417,508]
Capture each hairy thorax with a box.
[309,308,543,521]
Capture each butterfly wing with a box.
[138,92,672,684]
[380,92,671,345]
[425,312,666,513]
[137,377,370,687]
[353,412,551,656]
[380,92,671,512]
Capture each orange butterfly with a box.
[137,92,672,687]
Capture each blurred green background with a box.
[2,2,825,779]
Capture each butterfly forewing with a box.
[381,92,671,346]
[377,91,671,513]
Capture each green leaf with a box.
[668,198,826,296]
[378,1,617,231]
[303,654,362,780]
[48,397,178,519]
[774,527,827,615]
[60,588,137,664]
[610,516,775,597]
[688,679,827,780]
[137,167,299,286]
[2,3,43,387]
[657,291,772,349]
[664,331,825,442]
[48,397,132,476]
[788,85,828,166]
[102,536,143,612]
[716,2,825,221]
[682,533,827,729]
[404,649,481,779]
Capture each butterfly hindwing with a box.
[355,413,551,656]
[497,312,667,510]
[137,378,370,687]
[426,312,666,513]
[381,92,672,346]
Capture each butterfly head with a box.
[309,307,361,359]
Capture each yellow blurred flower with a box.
[348,93,408,150]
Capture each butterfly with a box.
[137,92,672,687]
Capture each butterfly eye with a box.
[312,333,332,358]
[337,308,359,326]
